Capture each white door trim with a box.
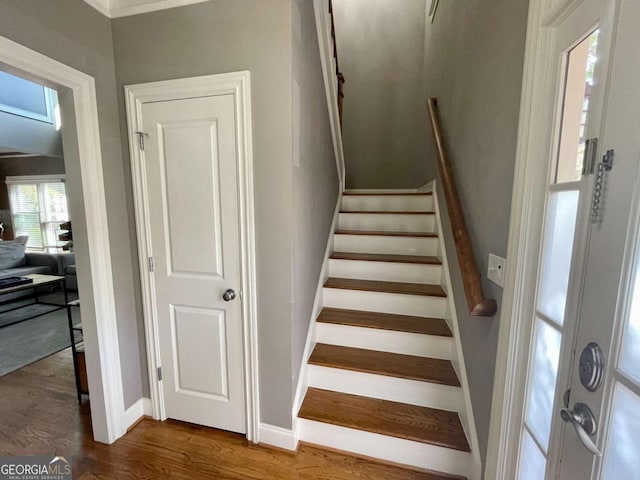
[125,71,259,442]
[0,35,124,443]
[485,0,583,477]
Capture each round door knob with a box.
[222,289,236,302]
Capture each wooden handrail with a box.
[426,98,497,317]
[329,0,345,128]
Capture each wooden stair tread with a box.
[330,252,442,265]
[335,230,437,237]
[299,388,470,452]
[324,278,447,297]
[309,344,460,386]
[340,211,435,215]
[317,308,452,337]
[343,192,433,196]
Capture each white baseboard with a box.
[258,423,298,451]
[122,397,152,432]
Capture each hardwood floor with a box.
[299,388,470,452]
[324,278,447,297]
[0,349,445,479]
[309,343,461,386]
[329,252,442,264]
[317,308,453,336]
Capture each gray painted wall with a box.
[0,111,62,158]
[111,0,297,429]
[0,155,65,239]
[422,0,529,465]
[333,0,431,189]
[291,0,340,392]
[0,0,146,409]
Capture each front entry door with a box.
[516,0,640,477]
[140,92,246,433]
[550,0,640,476]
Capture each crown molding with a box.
[82,0,210,18]
[82,0,112,17]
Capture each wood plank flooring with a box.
[309,343,461,386]
[335,230,438,237]
[299,388,470,452]
[343,192,433,196]
[339,211,435,215]
[317,308,453,336]
[324,278,447,297]
[330,252,442,264]
[0,349,449,479]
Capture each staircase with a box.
[295,190,478,479]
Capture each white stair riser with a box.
[342,195,433,212]
[328,258,441,284]
[338,213,435,233]
[308,365,461,412]
[334,234,438,256]
[323,288,447,318]
[316,322,452,359]
[297,419,471,477]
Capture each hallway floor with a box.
[0,349,452,479]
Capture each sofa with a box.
[0,242,61,279]
[60,252,77,291]
[0,241,72,302]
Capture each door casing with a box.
[0,35,126,444]
[125,72,259,441]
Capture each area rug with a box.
[0,293,82,377]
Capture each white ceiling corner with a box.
[82,0,211,18]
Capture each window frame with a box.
[0,75,58,125]
[5,174,69,252]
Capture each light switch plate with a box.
[488,253,506,287]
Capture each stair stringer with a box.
[432,180,483,480]
[292,191,343,426]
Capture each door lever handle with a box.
[560,403,602,456]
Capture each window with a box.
[6,175,69,252]
[0,71,59,126]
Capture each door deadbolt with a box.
[579,342,604,392]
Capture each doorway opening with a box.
[0,34,124,444]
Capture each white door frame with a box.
[124,72,260,442]
[0,36,125,443]
[485,0,591,477]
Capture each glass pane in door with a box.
[518,430,546,480]
[555,30,599,183]
[524,318,562,450]
[537,190,580,325]
[620,251,640,381]
[602,383,640,479]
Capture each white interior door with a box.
[141,93,246,434]
[515,0,640,478]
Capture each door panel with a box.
[142,93,246,434]
[161,119,224,278]
[553,0,640,476]
[516,0,616,477]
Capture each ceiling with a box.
[82,0,210,18]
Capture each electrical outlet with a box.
[488,253,506,287]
